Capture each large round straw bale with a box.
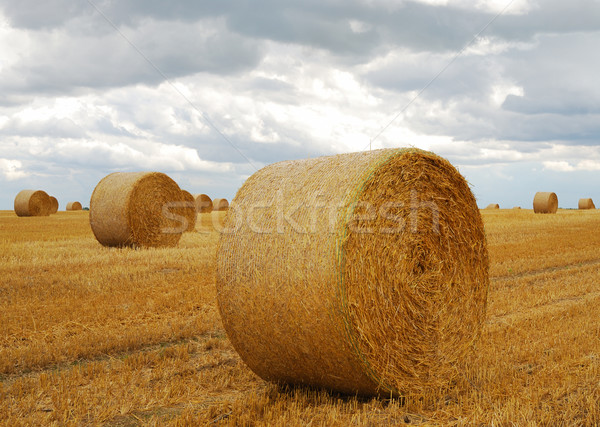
[485,203,499,209]
[216,148,489,397]
[178,190,197,232]
[533,192,558,214]
[49,196,59,214]
[212,198,229,211]
[66,201,82,211]
[89,172,184,248]
[194,193,213,213]
[578,198,595,210]
[14,190,51,217]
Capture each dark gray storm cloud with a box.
[3,0,600,97]
[501,32,600,116]
[0,18,262,95]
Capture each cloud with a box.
[0,159,27,180]
[1,0,600,210]
[0,16,263,96]
[544,160,600,172]
[7,137,233,173]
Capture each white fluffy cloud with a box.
[0,159,27,180]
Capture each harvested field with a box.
[1,209,599,425]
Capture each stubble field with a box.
[1,208,599,425]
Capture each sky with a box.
[1,0,599,210]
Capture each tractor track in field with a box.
[0,330,230,385]
[490,258,600,282]
[486,290,600,327]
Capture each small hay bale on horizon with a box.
[89,172,184,248]
[578,198,595,210]
[216,148,489,397]
[49,196,59,214]
[178,190,197,232]
[513,206,521,210]
[533,192,558,214]
[194,193,213,213]
[485,203,500,209]
[14,190,52,217]
[212,198,229,211]
[66,201,82,211]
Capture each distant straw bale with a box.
[513,206,521,210]
[216,148,489,397]
[178,190,197,232]
[89,172,184,248]
[14,190,51,217]
[66,201,82,211]
[533,192,558,214]
[485,203,500,209]
[212,198,229,211]
[194,194,213,213]
[49,196,59,214]
[578,198,595,210]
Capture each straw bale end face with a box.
[49,196,59,214]
[14,190,52,217]
[533,192,558,214]
[178,190,197,232]
[89,172,185,248]
[216,148,489,397]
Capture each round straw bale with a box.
[89,172,184,248]
[485,203,499,209]
[512,206,521,210]
[14,190,52,217]
[178,190,197,232]
[578,198,595,210]
[216,148,489,397]
[212,198,229,211]
[66,201,82,211]
[49,196,59,214]
[533,192,558,214]
[194,193,213,213]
